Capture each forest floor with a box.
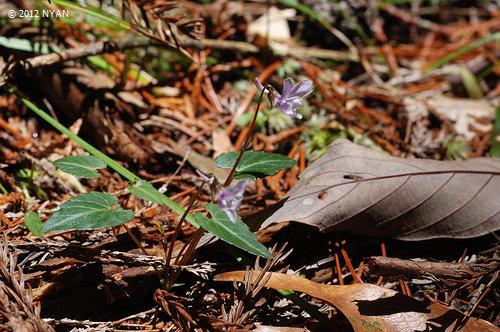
[0,0,499,331]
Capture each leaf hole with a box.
[318,191,328,200]
[343,174,363,180]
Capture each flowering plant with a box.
[194,76,314,242]
[29,73,313,262]
[254,77,313,119]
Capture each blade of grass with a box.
[278,0,357,54]
[329,0,372,46]
[423,32,500,74]
[457,66,483,99]
[49,0,132,31]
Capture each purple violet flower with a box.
[217,179,250,223]
[254,77,313,120]
[197,170,249,223]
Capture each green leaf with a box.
[50,0,132,31]
[216,151,297,180]
[489,107,500,157]
[53,156,107,178]
[194,203,272,259]
[42,192,134,232]
[24,212,44,237]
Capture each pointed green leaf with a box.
[53,156,107,178]
[194,203,272,259]
[42,192,134,232]
[216,151,297,180]
[24,212,44,237]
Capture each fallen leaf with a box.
[256,139,500,240]
[216,271,500,332]
[253,324,308,331]
[212,129,233,157]
[247,6,296,49]
[428,95,495,140]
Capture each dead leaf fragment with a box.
[216,271,500,332]
[212,129,233,157]
[427,95,495,140]
[257,139,500,240]
[247,7,295,47]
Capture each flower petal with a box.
[276,97,302,113]
[196,169,212,184]
[289,79,313,98]
[253,77,269,95]
[216,179,250,223]
[223,208,237,223]
[232,179,250,195]
[281,78,294,99]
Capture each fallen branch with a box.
[366,256,499,281]
[1,36,358,86]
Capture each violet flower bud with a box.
[196,170,213,185]
[253,77,269,95]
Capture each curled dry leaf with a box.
[216,271,500,332]
[257,139,500,240]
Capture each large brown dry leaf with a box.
[257,139,500,240]
[216,271,499,332]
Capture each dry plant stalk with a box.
[366,256,500,304]
[154,290,197,330]
[221,244,292,327]
[0,236,54,332]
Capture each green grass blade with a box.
[279,0,332,30]
[329,0,372,46]
[49,0,132,31]
[423,32,500,74]
[457,66,483,99]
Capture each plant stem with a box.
[223,88,266,187]
[166,227,205,290]
[165,186,203,266]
